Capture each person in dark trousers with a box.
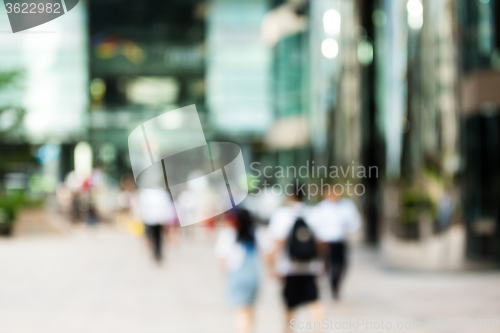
[86,197,99,226]
[310,184,361,300]
[70,192,83,223]
[145,224,163,261]
[328,242,346,299]
[134,189,176,264]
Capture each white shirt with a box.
[215,226,269,273]
[268,202,323,277]
[134,189,176,225]
[309,198,361,242]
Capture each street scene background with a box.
[0,0,499,332]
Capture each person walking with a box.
[310,185,361,300]
[215,208,268,333]
[268,185,323,333]
[134,188,176,264]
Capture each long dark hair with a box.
[234,208,255,246]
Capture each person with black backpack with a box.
[268,185,324,333]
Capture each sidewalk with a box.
[0,225,498,333]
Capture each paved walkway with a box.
[0,225,499,333]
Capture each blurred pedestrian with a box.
[134,188,176,263]
[70,191,83,223]
[86,198,99,226]
[268,185,323,333]
[215,208,268,333]
[310,184,361,300]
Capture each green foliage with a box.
[400,187,437,224]
[0,191,22,234]
[0,70,27,235]
[0,190,44,235]
[0,70,26,135]
[0,71,22,87]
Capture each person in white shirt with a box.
[215,208,269,333]
[268,186,323,333]
[133,188,176,263]
[309,184,361,299]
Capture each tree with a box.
[0,70,25,137]
[0,70,26,236]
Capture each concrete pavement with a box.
[0,224,499,333]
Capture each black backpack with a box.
[287,217,317,262]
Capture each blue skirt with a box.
[227,251,260,307]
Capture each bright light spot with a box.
[408,13,423,29]
[407,0,423,29]
[407,0,423,15]
[479,0,490,4]
[323,10,341,35]
[75,142,93,181]
[358,39,374,65]
[321,39,339,59]
[90,78,106,100]
[126,77,179,106]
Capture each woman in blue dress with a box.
[215,208,266,333]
